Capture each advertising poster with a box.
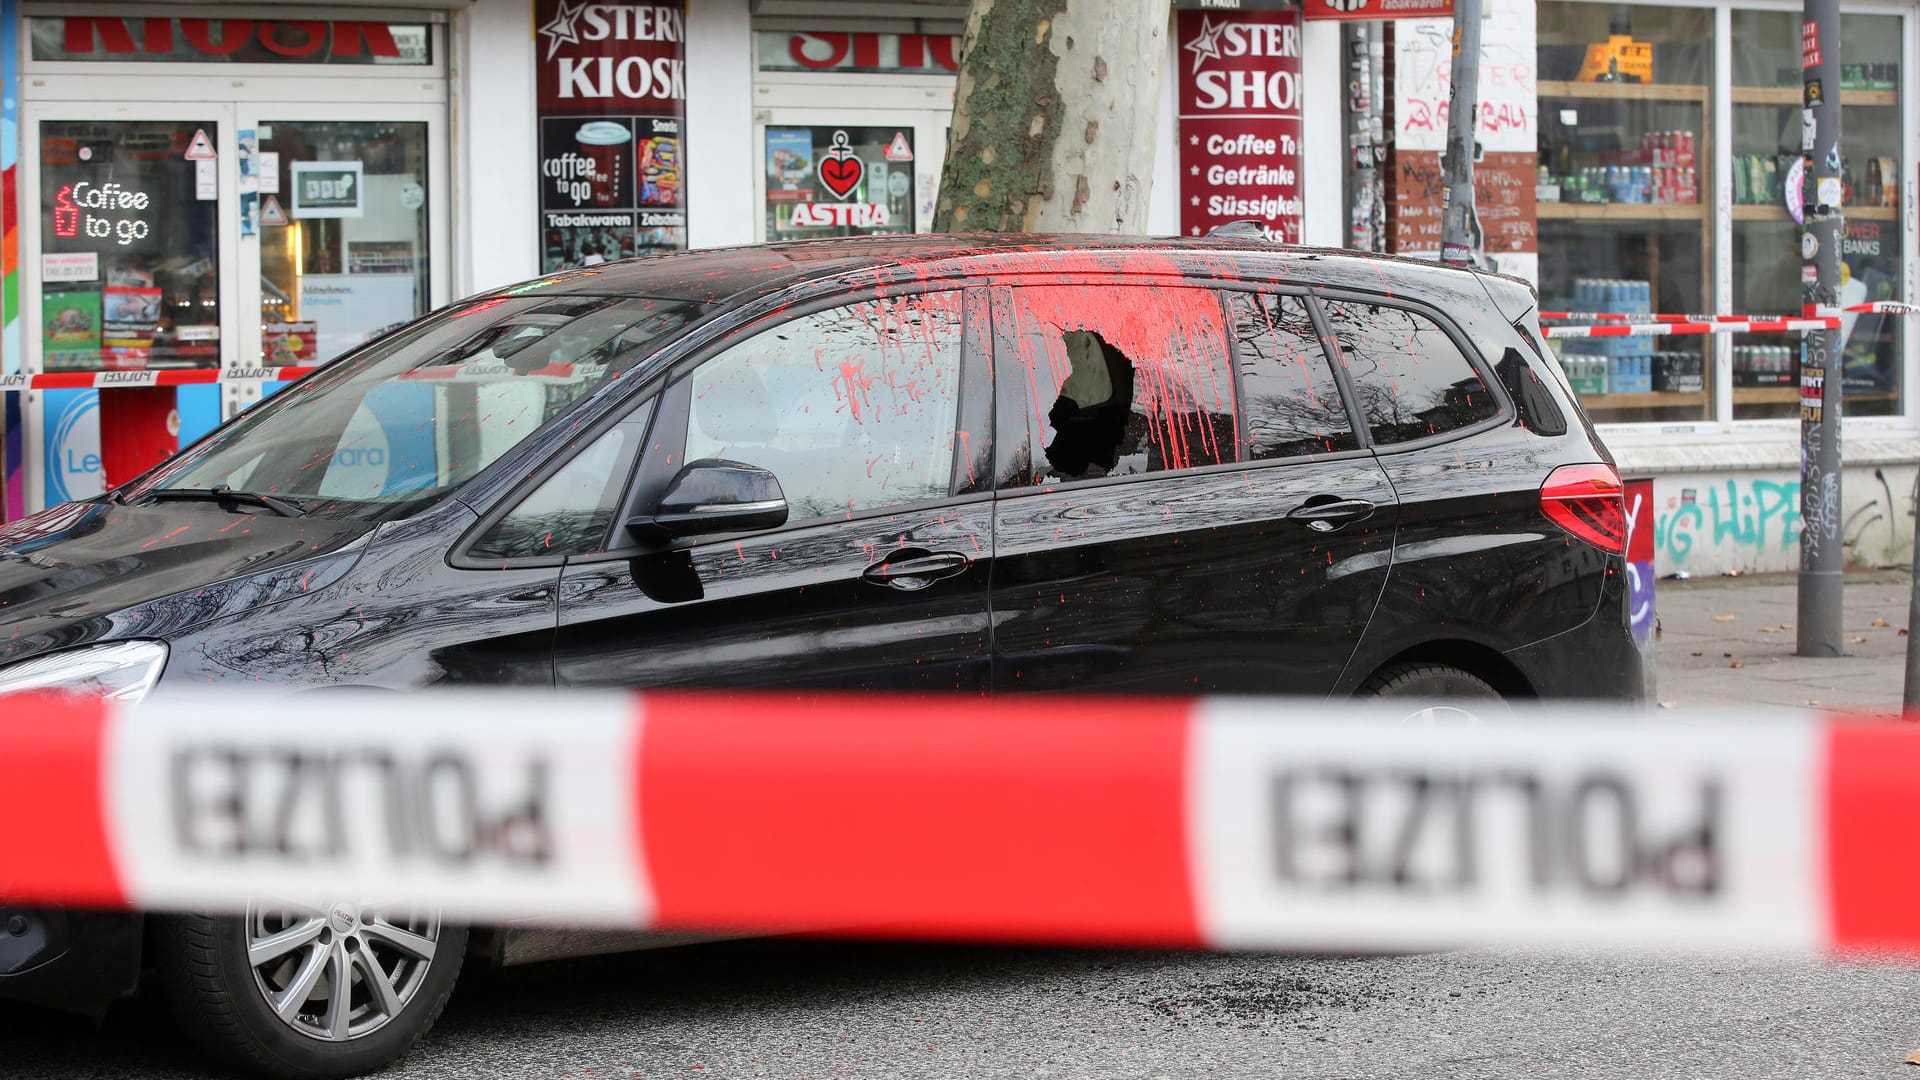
[534,0,686,272]
[264,322,319,366]
[42,289,102,370]
[764,127,915,240]
[1176,9,1305,244]
[101,284,162,368]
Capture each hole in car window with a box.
[682,292,962,521]
[470,424,633,561]
[1319,300,1500,446]
[122,295,699,521]
[1226,292,1358,459]
[1006,284,1235,485]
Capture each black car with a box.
[0,234,1641,1078]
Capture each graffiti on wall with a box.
[1652,467,1915,573]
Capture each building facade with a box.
[0,0,1913,577]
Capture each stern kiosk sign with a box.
[535,2,688,272]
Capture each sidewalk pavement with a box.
[1654,569,1913,715]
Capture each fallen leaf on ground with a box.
[1690,651,1703,657]
[1758,626,1781,633]
[1729,660,1745,669]
[1905,1047,1920,1065]
[1714,614,1737,622]
[1902,628,1911,637]
[1849,636,1868,644]
[1874,618,1890,627]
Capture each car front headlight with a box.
[0,641,169,705]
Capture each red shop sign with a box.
[1177,10,1304,243]
[1302,0,1454,19]
[536,1,687,114]
[40,17,425,63]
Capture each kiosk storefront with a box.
[12,8,450,512]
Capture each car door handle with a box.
[861,548,972,591]
[1286,497,1377,533]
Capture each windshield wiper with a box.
[137,485,309,518]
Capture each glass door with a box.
[236,103,448,409]
[753,109,948,242]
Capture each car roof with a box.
[502,233,1523,311]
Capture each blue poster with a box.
[41,388,102,505]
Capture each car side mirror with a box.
[627,459,788,541]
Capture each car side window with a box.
[682,292,963,521]
[469,423,635,561]
[1225,291,1358,459]
[1005,284,1235,485]
[1319,299,1501,446]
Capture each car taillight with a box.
[1540,463,1626,554]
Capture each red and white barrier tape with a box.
[0,367,318,392]
[1543,318,1838,339]
[1540,302,1920,322]
[2,692,1917,955]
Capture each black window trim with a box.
[1306,287,1515,455]
[446,395,659,571]
[1215,283,1377,465]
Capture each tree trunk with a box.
[934,0,1170,234]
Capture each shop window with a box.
[764,126,917,241]
[1319,300,1499,446]
[39,120,221,373]
[683,292,963,521]
[1003,285,1237,485]
[257,121,431,367]
[1730,10,1903,420]
[1225,291,1357,459]
[1536,3,1713,424]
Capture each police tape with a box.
[1,692,1916,955]
[0,367,318,392]
[1542,318,1840,339]
[1539,302,1920,322]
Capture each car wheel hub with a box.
[246,901,441,1042]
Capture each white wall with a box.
[455,0,539,295]
[1299,19,1343,248]
[1146,32,1179,236]
[686,0,755,249]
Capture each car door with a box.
[551,287,997,692]
[988,282,1398,696]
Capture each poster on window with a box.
[1176,9,1305,244]
[533,0,686,271]
[763,127,915,241]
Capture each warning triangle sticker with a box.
[259,195,289,227]
[184,128,216,160]
[883,132,914,162]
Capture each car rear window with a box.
[1225,291,1358,459]
[1319,299,1501,446]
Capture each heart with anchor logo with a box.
[817,131,865,200]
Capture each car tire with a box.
[153,906,464,1080]
[1357,662,1508,723]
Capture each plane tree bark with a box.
[933,0,1170,234]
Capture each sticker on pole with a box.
[184,128,216,161]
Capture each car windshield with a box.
[121,294,700,521]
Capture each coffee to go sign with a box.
[53,182,153,246]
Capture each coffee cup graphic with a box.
[575,121,632,206]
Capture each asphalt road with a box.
[8,938,1920,1079]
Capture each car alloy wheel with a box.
[245,901,442,1042]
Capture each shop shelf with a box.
[1537,203,1708,221]
[1537,80,1708,102]
[1730,86,1899,107]
[1730,204,1899,221]
[1580,390,1710,410]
